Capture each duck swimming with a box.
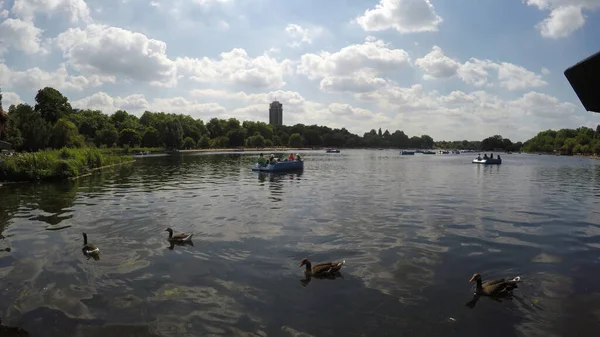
[165,228,194,242]
[300,258,345,277]
[82,232,100,255]
[469,273,521,296]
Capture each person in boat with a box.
[483,154,488,159]
[257,153,268,166]
[269,154,276,164]
[296,153,301,161]
[477,154,482,160]
[288,153,294,161]
[490,153,494,159]
[497,155,501,160]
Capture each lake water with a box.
[1,150,600,337]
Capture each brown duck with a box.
[469,273,521,296]
[300,258,345,277]
[165,228,194,242]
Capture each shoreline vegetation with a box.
[0,148,132,182]
[1,86,600,182]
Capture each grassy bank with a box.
[0,148,133,182]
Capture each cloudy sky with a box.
[0,0,599,141]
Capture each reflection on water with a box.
[1,151,600,336]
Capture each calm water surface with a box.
[1,150,600,337]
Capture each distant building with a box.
[269,101,283,126]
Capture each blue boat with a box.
[252,159,304,172]
[401,150,415,155]
[326,149,340,153]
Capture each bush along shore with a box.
[0,148,133,182]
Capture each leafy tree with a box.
[197,135,210,149]
[117,128,141,147]
[95,125,119,147]
[51,118,84,148]
[141,127,162,147]
[247,133,265,148]
[163,119,183,149]
[183,137,195,149]
[288,133,303,147]
[0,88,6,138]
[34,87,73,124]
[8,103,51,151]
[227,128,246,147]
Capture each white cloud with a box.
[11,0,91,23]
[176,49,293,90]
[299,37,411,79]
[510,91,578,118]
[53,24,178,87]
[193,0,231,6]
[0,63,114,92]
[541,67,550,75]
[0,18,48,55]
[71,92,227,118]
[416,46,547,90]
[536,5,585,38]
[355,0,443,33]
[0,0,8,19]
[496,62,547,91]
[298,37,411,94]
[285,24,323,48]
[414,45,461,80]
[1,91,22,108]
[150,1,160,7]
[191,89,307,106]
[523,0,600,38]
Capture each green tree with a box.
[247,133,265,148]
[51,118,84,148]
[141,127,162,147]
[163,119,183,149]
[227,128,246,147]
[197,135,210,149]
[0,88,6,138]
[34,87,73,124]
[288,133,303,147]
[8,103,52,151]
[183,137,195,149]
[95,125,119,147]
[117,128,141,147]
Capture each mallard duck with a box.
[165,228,194,242]
[299,258,345,277]
[469,273,521,296]
[82,232,100,255]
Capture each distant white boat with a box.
[472,157,502,165]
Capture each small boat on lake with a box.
[401,150,415,155]
[472,157,502,165]
[326,149,340,153]
[252,159,304,172]
[423,151,436,155]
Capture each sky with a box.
[0,0,599,142]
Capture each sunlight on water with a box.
[1,151,599,336]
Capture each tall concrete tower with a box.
[269,101,283,126]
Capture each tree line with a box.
[0,87,439,151]
[1,87,596,154]
[520,126,600,155]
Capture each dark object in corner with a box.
[564,50,600,113]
